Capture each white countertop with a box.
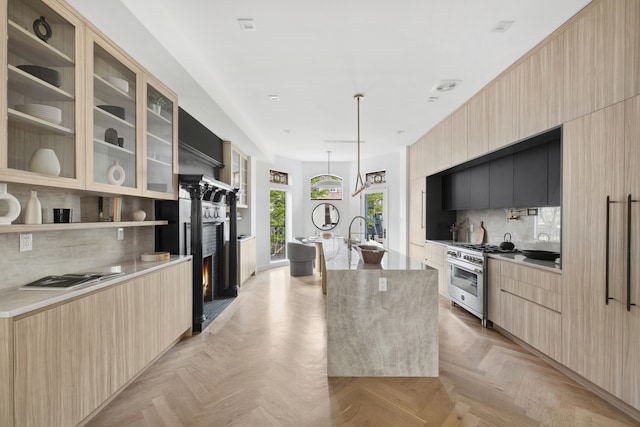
[0,255,192,318]
[487,253,561,273]
[322,238,428,271]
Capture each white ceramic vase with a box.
[29,148,61,176]
[133,209,146,221]
[24,190,42,225]
[0,183,21,225]
[107,160,126,186]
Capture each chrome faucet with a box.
[348,216,368,250]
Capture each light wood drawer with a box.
[500,291,562,360]
[500,261,561,311]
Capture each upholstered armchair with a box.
[287,241,316,276]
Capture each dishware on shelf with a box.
[53,208,72,223]
[28,148,61,176]
[117,137,124,147]
[133,210,146,221]
[0,183,21,225]
[104,76,129,93]
[107,160,126,186]
[15,104,62,125]
[24,190,42,225]
[16,65,61,87]
[97,105,125,120]
[32,16,52,43]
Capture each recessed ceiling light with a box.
[324,140,366,144]
[432,80,462,93]
[284,129,292,134]
[238,18,256,31]
[397,130,405,134]
[268,95,280,101]
[491,20,514,33]
[427,96,439,102]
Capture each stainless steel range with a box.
[447,243,517,326]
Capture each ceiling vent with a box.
[432,80,462,93]
[238,18,256,31]
[491,20,514,33]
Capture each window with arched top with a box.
[310,174,343,200]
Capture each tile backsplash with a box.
[0,183,155,290]
[456,206,561,252]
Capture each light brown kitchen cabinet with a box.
[424,241,448,296]
[143,76,178,199]
[430,119,452,174]
[1,0,85,189]
[450,105,468,166]
[491,258,562,360]
[563,0,625,122]
[10,260,192,427]
[626,0,640,99]
[85,28,142,195]
[239,236,256,286]
[466,91,489,160]
[518,34,563,140]
[221,141,249,208]
[487,70,519,151]
[563,96,640,410]
[408,176,425,250]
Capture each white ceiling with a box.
[67,0,590,162]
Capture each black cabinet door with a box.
[489,155,514,208]
[469,163,490,209]
[513,144,548,207]
[547,140,561,206]
[451,169,470,209]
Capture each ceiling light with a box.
[427,96,439,102]
[284,129,292,134]
[324,139,366,144]
[237,18,256,31]
[432,80,462,93]
[397,130,405,134]
[268,95,280,101]
[315,151,342,189]
[491,20,514,33]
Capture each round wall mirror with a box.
[312,203,340,230]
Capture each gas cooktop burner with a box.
[449,243,519,254]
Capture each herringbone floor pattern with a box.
[87,267,638,426]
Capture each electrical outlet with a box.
[116,228,124,241]
[19,233,33,252]
[378,277,387,292]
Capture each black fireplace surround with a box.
[156,174,238,332]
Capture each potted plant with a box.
[148,92,167,115]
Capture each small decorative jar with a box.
[24,190,42,225]
[0,183,21,225]
[132,209,146,221]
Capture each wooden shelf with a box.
[0,220,168,234]
[147,157,172,168]
[93,106,135,129]
[147,107,172,126]
[94,138,135,157]
[8,108,74,136]
[8,65,75,101]
[147,132,172,147]
[7,20,74,67]
[94,74,135,105]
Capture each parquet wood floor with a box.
[87,267,638,426]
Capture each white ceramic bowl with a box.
[15,104,62,125]
[104,76,129,94]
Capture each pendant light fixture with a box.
[315,151,341,189]
[352,94,370,197]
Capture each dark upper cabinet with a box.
[469,163,490,209]
[513,144,548,207]
[426,176,457,240]
[489,155,514,208]
[547,140,561,206]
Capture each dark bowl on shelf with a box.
[97,105,125,120]
[521,250,560,261]
[17,65,61,88]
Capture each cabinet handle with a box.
[421,190,425,230]
[627,194,638,312]
[606,196,613,305]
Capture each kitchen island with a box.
[322,238,439,377]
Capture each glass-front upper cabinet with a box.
[144,77,177,199]
[86,29,141,195]
[1,0,84,188]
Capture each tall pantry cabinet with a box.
[562,95,640,409]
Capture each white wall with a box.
[254,149,408,271]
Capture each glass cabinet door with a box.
[87,30,140,194]
[2,0,83,187]
[144,80,177,198]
